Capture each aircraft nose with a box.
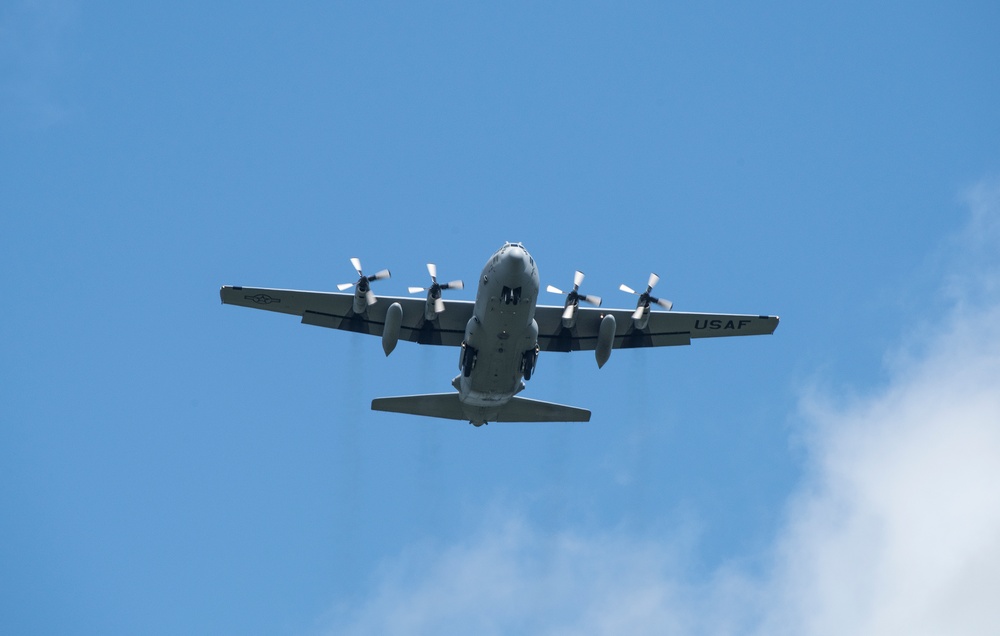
[502,245,531,274]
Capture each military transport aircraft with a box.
[220,242,778,426]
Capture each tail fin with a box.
[371,393,590,423]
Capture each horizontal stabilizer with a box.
[371,393,467,420]
[371,393,590,423]
[497,396,591,422]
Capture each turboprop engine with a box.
[337,257,390,315]
[620,273,672,331]
[408,263,464,322]
[545,270,602,329]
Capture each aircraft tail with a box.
[371,393,590,424]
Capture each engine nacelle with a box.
[595,313,616,368]
[560,303,578,329]
[632,305,649,331]
[423,289,443,322]
[382,302,403,356]
[351,278,371,315]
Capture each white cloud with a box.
[323,180,1000,636]
[323,513,734,636]
[764,306,1000,636]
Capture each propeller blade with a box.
[369,268,391,281]
[413,265,462,311]
[623,273,671,315]
[365,290,377,306]
[350,257,363,276]
[337,283,354,291]
[553,271,596,320]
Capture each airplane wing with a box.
[219,286,473,346]
[535,305,779,352]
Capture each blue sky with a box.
[3,2,1000,634]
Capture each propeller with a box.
[408,263,464,314]
[338,257,391,306]
[620,272,672,319]
[546,270,602,320]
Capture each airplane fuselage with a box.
[454,243,540,424]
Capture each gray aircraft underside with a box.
[220,243,779,425]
